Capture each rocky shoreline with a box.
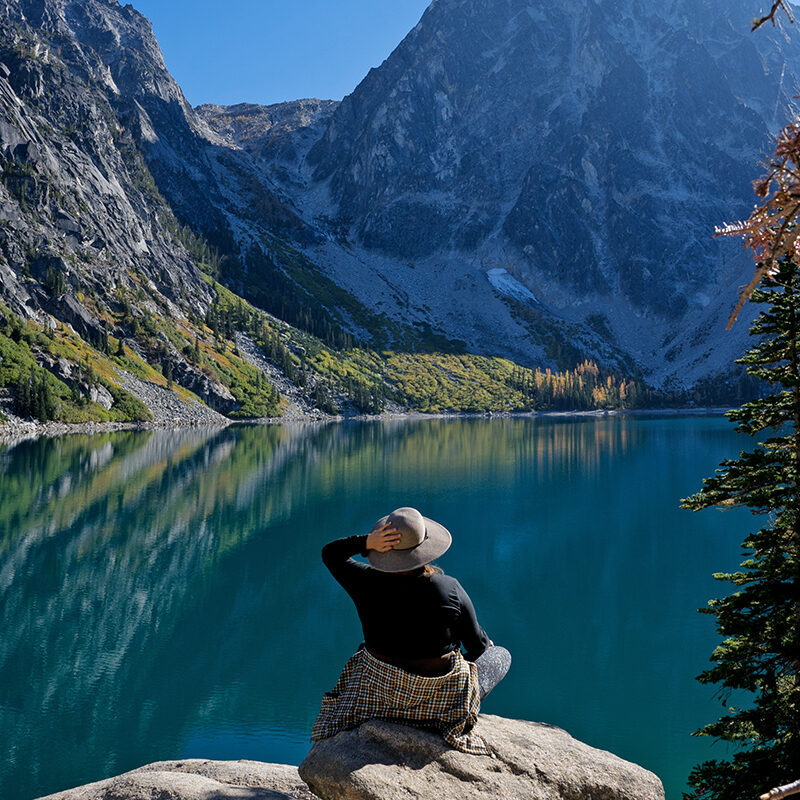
[0,405,731,444]
[0,324,731,445]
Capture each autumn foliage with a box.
[717,119,800,326]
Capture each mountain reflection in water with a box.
[0,418,749,800]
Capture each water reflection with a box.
[0,418,748,800]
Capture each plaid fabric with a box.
[310,647,491,755]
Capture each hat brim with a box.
[367,515,452,572]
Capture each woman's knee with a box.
[475,645,511,700]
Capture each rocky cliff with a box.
[208,0,800,387]
[0,0,216,320]
[0,0,274,420]
[0,0,375,423]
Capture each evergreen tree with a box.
[14,367,56,421]
[35,370,56,421]
[44,267,66,297]
[13,367,31,417]
[681,256,800,800]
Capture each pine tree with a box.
[36,371,56,421]
[681,256,800,800]
[13,367,31,417]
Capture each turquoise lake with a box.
[0,416,754,800]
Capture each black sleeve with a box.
[455,581,491,661]
[321,535,371,596]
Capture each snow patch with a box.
[486,268,538,306]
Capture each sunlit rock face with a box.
[0,0,215,321]
[0,0,307,326]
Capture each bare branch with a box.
[760,778,800,800]
[727,264,770,329]
[752,0,795,31]
[717,121,800,324]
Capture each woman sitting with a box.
[311,507,511,754]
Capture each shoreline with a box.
[0,406,732,443]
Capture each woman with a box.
[310,507,511,755]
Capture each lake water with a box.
[0,416,753,800]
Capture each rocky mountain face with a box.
[0,0,211,324]
[198,99,338,177]
[0,0,366,422]
[0,0,391,353]
[0,0,322,295]
[310,0,784,273]
[2,0,798,413]
[207,0,800,387]
[0,0,244,416]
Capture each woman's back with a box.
[321,536,490,662]
[311,508,510,754]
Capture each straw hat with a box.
[367,507,452,572]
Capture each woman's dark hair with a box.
[421,564,443,578]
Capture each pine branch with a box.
[760,778,800,799]
[752,0,795,31]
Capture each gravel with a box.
[117,370,228,425]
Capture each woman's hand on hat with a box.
[366,523,402,552]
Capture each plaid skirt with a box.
[310,647,491,755]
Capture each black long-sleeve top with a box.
[322,535,490,662]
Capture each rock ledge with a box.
[35,759,315,800]
[299,714,665,800]
[35,716,665,800]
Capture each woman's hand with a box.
[366,523,402,552]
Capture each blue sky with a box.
[130,0,431,107]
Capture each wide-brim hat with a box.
[367,506,452,572]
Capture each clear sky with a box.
[130,0,432,108]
